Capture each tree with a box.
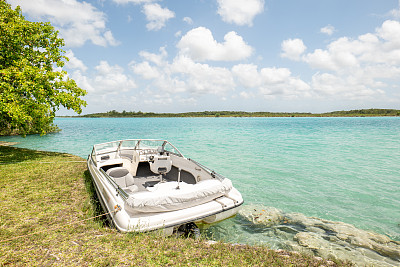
[0,1,86,136]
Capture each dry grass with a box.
[0,146,351,266]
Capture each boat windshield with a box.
[136,140,182,156]
[94,141,119,155]
[94,139,183,157]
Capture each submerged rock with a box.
[238,205,400,266]
[238,205,283,227]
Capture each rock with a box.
[306,226,326,235]
[294,232,325,250]
[238,205,400,266]
[238,205,284,227]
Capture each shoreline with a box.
[0,145,348,266]
[57,109,400,118]
[2,146,400,265]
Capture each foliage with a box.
[78,109,400,118]
[0,1,86,136]
[0,146,350,266]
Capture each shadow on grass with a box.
[0,146,68,164]
[83,169,113,228]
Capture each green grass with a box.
[0,146,351,266]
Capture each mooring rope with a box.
[0,205,121,243]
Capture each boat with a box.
[87,139,243,235]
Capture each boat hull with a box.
[87,155,243,233]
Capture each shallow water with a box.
[1,117,399,259]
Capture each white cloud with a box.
[377,20,400,48]
[303,20,400,73]
[142,3,175,31]
[129,48,236,96]
[320,25,336,36]
[175,31,182,38]
[311,72,382,99]
[103,31,120,46]
[8,0,119,47]
[281,38,307,61]
[286,20,400,99]
[171,56,235,95]
[183,17,193,25]
[232,64,311,97]
[388,0,400,19]
[112,0,154,4]
[131,61,160,79]
[177,27,253,61]
[94,61,137,93]
[231,64,261,88]
[71,70,95,93]
[138,47,168,66]
[65,50,87,72]
[239,91,254,99]
[143,93,173,105]
[217,0,264,26]
[72,61,136,95]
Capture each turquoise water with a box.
[1,117,400,244]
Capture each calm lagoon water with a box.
[1,117,400,245]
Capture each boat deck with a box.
[102,161,198,194]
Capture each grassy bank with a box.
[0,146,349,266]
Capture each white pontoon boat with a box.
[87,139,243,235]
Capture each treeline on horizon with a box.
[74,109,400,118]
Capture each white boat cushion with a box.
[107,167,129,178]
[124,184,139,194]
[125,179,233,212]
[107,167,135,188]
[114,177,126,188]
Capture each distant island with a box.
[66,109,400,118]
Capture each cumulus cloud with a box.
[65,50,87,72]
[131,61,160,80]
[8,0,119,47]
[311,72,383,99]
[142,3,175,31]
[388,0,400,19]
[303,20,400,73]
[239,91,254,99]
[129,49,236,96]
[71,61,136,95]
[320,25,336,36]
[281,38,307,61]
[284,20,400,99]
[171,56,235,94]
[138,47,168,66]
[177,27,253,61]
[231,64,261,88]
[70,70,95,93]
[232,64,311,97]
[217,0,264,26]
[94,61,137,93]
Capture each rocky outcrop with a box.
[238,206,400,266]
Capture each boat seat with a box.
[149,155,172,175]
[106,167,139,193]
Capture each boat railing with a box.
[188,158,227,181]
[99,168,129,201]
[94,139,184,159]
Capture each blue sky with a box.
[9,0,400,114]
